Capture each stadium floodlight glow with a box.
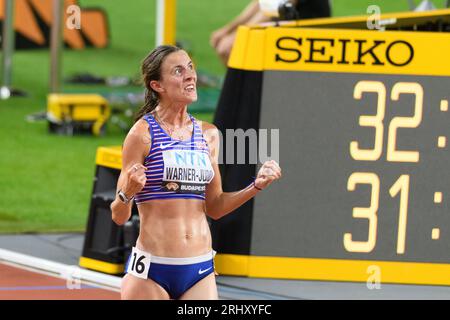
[0,86,11,99]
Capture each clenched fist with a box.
[123,163,147,198]
[254,160,282,191]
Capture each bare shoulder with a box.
[197,120,220,162]
[197,120,219,135]
[198,120,220,145]
[128,117,150,136]
[123,118,151,159]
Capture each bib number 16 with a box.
[127,248,151,279]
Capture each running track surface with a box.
[0,263,120,300]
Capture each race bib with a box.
[126,247,151,279]
[161,149,214,194]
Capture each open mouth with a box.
[184,84,196,93]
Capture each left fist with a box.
[254,160,282,190]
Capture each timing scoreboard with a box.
[212,10,450,285]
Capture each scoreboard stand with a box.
[211,9,450,286]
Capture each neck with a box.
[155,103,189,128]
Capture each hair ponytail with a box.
[134,88,159,122]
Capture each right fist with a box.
[124,163,147,197]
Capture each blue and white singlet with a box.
[134,113,215,204]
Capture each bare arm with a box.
[245,6,271,25]
[110,120,150,225]
[210,0,268,48]
[203,123,282,220]
[222,0,261,33]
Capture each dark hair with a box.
[134,45,182,122]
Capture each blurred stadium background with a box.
[1,0,450,301]
[0,0,448,235]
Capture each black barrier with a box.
[211,69,263,255]
[79,147,138,274]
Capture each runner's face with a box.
[159,51,197,104]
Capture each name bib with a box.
[161,149,214,194]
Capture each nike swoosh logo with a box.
[198,267,212,275]
[160,142,178,150]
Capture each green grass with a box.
[0,98,122,232]
[0,0,448,233]
[332,0,448,16]
[0,97,212,233]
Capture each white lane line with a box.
[0,248,121,292]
